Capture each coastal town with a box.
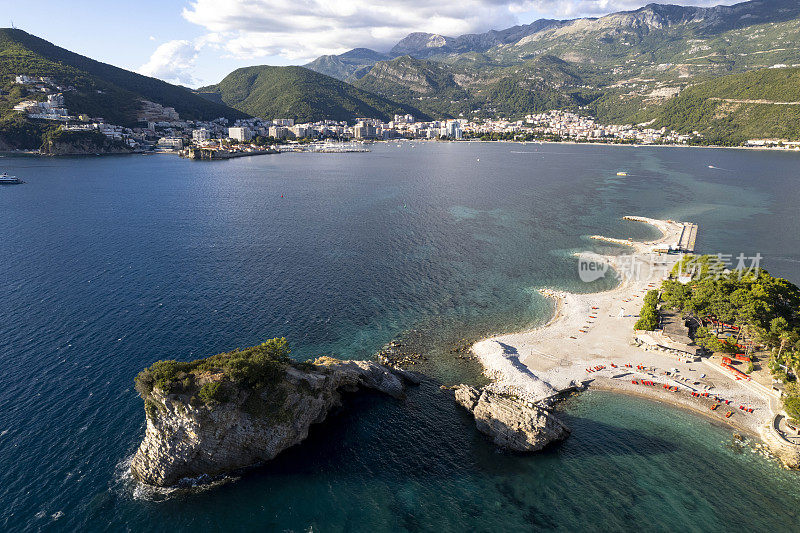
[9,74,800,156]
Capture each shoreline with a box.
[4,140,800,159]
[588,378,760,438]
[582,381,760,439]
[470,216,799,465]
[421,138,800,152]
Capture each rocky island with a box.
[454,385,570,451]
[131,338,420,487]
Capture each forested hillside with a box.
[198,65,426,122]
[653,68,800,144]
[0,28,246,125]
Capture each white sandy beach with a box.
[472,217,786,441]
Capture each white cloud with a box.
[180,0,743,62]
[182,0,526,62]
[138,40,199,85]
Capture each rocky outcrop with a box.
[454,385,569,452]
[39,130,133,156]
[131,357,419,487]
[40,139,132,156]
[760,422,800,470]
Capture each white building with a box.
[290,125,309,139]
[13,100,39,113]
[228,127,252,142]
[192,128,211,142]
[354,122,377,139]
[268,126,289,139]
[442,120,462,139]
[47,93,64,106]
[157,137,184,150]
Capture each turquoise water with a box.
[1,143,800,531]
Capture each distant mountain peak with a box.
[304,48,389,81]
[389,32,454,57]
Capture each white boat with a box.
[0,172,22,184]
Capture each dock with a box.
[623,216,698,253]
[181,147,278,160]
[677,222,698,252]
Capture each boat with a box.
[616,171,628,176]
[0,172,22,184]
[725,411,733,418]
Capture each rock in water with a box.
[454,385,569,451]
[130,341,418,487]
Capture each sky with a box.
[1,0,741,88]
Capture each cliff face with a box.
[454,385,569,451]
[131,357,417,487]
[39,130,133,156]
[40,138,132,156]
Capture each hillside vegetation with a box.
[134,338,291,408]
[0,28,246,126]
[352,56,470,118]
[304,48,389,81]
[353,54,597,119]
[198,65,426,122]
[654,68,800,144]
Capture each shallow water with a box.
[1,143,800,531]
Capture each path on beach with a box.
[472,217,779,436]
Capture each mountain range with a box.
[2,0,800,148]
[306,0,800,81]
[301,0,800,140]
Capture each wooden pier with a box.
[622,216,698,253]
[182,147,278,160]
[677,222,698,252]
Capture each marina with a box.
[300,141,370,153]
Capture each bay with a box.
[1,143,799,531]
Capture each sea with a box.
[2,142,800,531]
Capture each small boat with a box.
[616,171,627,176]
[725,411,733,418]
[0,172,22,184]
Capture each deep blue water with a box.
[2,143,800,531]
